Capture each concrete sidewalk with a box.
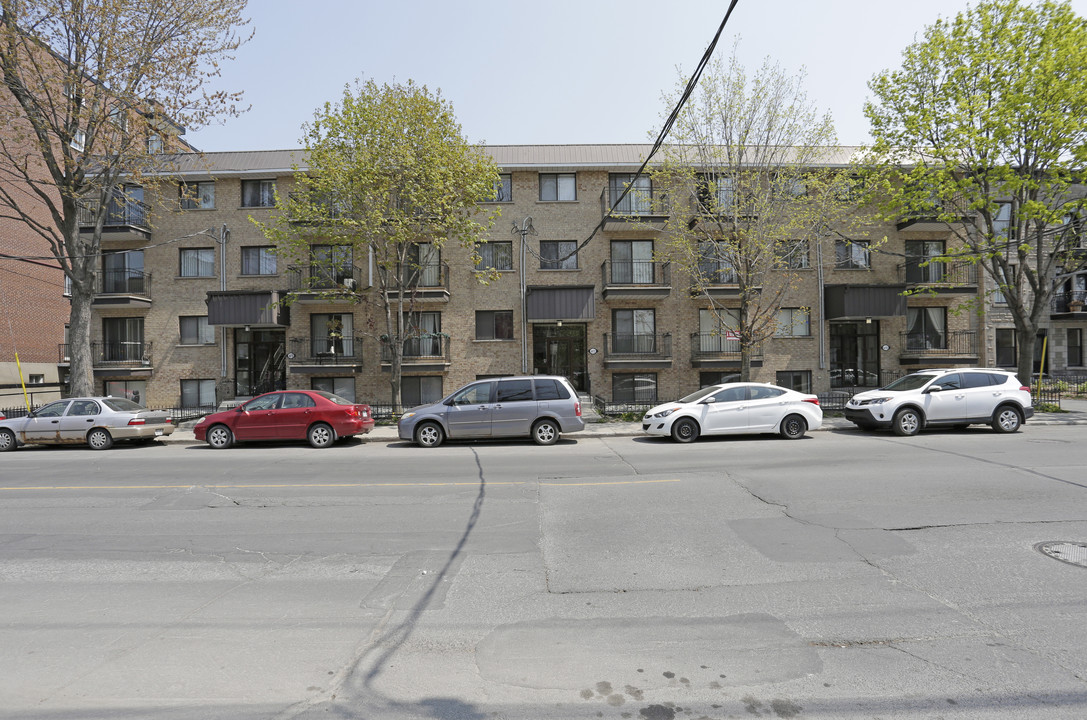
[167,400,1087,445]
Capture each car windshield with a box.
[881,374,938,392]
[679,386,720,404]
[102,397,143,412]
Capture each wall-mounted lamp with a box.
[244,325,251,332]
[865,316,872,324]
[556,320,563,328]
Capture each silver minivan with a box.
[397,375,584,447]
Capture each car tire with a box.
[892,408,922,437]
[671,417,700,443]
[779,414,807,440]
[206,424,233,449]
[87,428,113,450]
[0,428,16,452]
[308,422,335,448]
[415,422,444,448]
[992,405,1023,434]
[532,418,560,446]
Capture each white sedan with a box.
[641,382,823,442]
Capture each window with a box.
[108,107,127,131]
[241,179,275,207]
[608,173,652,214]
[179,248,215,277]
[105,379,146,405]
[407,243,441,286]
[1068,328,1083,367]
[776,370,812,393]
[777,240,809,269]
[539,173,576,201]
[610,240,655,283]
[102,317,144,361]
[311,244,353,287]
[179,181,215,209]
[697,240,734,283]
[476,310,514,340]
[179,316,214,345]
[477,241,513,271]
[147,134,163,154]
[775,308,811,337]
[181,379,216,408]
[540,240,578,270]
[241,246,277,275]
[64,275,72,297]
[835,239,870,269]
[905,240,945,283]
[612,373,658,403]
[311,377,355,402]
[103,250,145,293]
[992,264,1013,304]
[311,313,354,356]
[487,174,512,202]
[698,308,740,352]
[534,378,570,400]
[906,307,947,349]
[993,202,1014,240]
[28,374,45,384]
[402,376,443,407]
[699,371,740,387]
[70,129,85,152]
[496,379,533,402]
[612,309,656,353]
[697,174,734,213]
[404,312,442,356]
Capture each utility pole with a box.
[512,218,536,374]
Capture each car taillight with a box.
[575,401,581,417]
[803,397,820,406]
[127,418,146,426]
[1020,386,1030,393]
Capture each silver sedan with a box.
[0,397,174,451]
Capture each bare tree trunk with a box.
[66,276,94,397]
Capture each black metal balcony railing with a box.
[78,197,151,229]
[1052,290,1087,313]
[601,260,671,286]
[380,335,451,362]
[689,332,763,361]
[286,191,345,222]
[290,335,364,362]
[98,269,151,295]
[92,341,152,364]
[58,343,69,363]
[603,333,672,357]
[901,259,978,285]
[695,261,737,285]
[601,185,662,217]
[287,264,366,292]
[901,330,978,356]
[378,262,450,293]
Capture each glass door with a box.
[532,324,587,392]
[830,321,881,388]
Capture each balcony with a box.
[688,262,755,299]
[690,332,762,368]
[600,185,667,232]
[896,208,972,233]
[603,333,672,368]
[900,259,978,291]
[288,335,365,372]
[57,343,69,365]
[899,330,978,362]
[379,262,450,302]
[380,335,451,370]
[1052,290,1087,316]
[79,197,151,243]
[91,341,153,368]
[285,191,345,224]
[93,270,152,308]
[287,264,369,301]
[600,260,671,300]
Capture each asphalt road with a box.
[1,424,1086,719]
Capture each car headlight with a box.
[196,416,207,424]
[652,407,679,418]
[400,412,416,421]
[858,397,891,406]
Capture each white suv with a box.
[845,368,1034,436]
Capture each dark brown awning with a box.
[206,290,289,326]
[824,284,906,320]
[526,286,596,321]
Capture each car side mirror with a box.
[444,397,455,406]
[701,397,716,404]
[926,385,943,393]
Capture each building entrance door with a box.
[532,324,587,392]
[235,329,286,397]
[830,321,881,388]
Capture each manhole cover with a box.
[1035,541,1087,568]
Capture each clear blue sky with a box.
[189,0,1087,152]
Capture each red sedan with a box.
[194,390,374,449]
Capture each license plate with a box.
[155,428,163,436]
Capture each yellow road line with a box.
[0,478,681,491]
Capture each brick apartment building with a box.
[77,144,1086,411]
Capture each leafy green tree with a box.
[865,0,1087,382]
[262,79,499,408]
[651,48,863,381]
[0,0,250,396]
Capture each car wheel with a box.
[671,417,700,443]
[532,418,560,446]
[992,406,1022,433]
[87,428,113,450]
[779,414,807,440]
[415,422,444,448]
[0,428,16,452]
[206,424,233,449]
[892,408,922,437]
[308,422,335,448]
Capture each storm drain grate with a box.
[1035,541,1087,568]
